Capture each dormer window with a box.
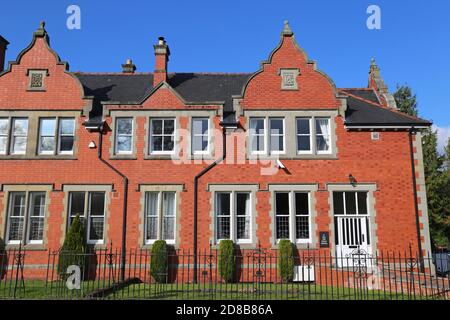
[280,68,299,90]
[27,70,47,91]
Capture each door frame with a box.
[327,184,378,267]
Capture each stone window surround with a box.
[0,111,80,160]
[244,110,338,160]
[0,184,53,250]
[27,69,48,91]
[207,184,259,249]
[108,110,217,160]
[268,184,318,249]
[138,184,183,249]
[279,68,300,90]
[61,185,112,248]
[326,183,378,257]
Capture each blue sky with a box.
[1,0,449,151]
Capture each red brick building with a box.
[0,21,433,267]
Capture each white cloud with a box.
[432,125,450,155]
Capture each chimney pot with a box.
[122,58,136,73]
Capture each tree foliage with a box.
[150,240,168,283]
[58,214,87,277]
[394,86,450,248]
[218,240,235,283]
[278,240,295,282]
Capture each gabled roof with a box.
[75,73,431,128]
[75,73,251,117]
[344,94,432,127]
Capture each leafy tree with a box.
[394,86,450,248]
[57,214,87,277]
[150,240,168,283]
[218,240,235,283]
[394,85,419,117]
[278,240,295,282]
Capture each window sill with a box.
[26,88,46,92]
[110,155,138,160]
[247,155,337,161]
[0,155,78,160]
[144,155,180,160]
[6,244,47,251]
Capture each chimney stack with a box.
[153,36,170,86]
[122,58,136,73]
[0,35,9,73]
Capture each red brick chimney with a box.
[153,37,170,86]
[0,35,9,73]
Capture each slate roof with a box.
[74,73,431,128]
[344,95,432,127]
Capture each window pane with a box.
[152,136,162,151]
[0,137,7,154]
[69,192,85,217]
[217,217,230,239]
[146,192,158,216]
[117,118,132,135]
[275,193,289,215]
[90,192,105,216]
[193,118,208,135]
[333,192,344,215]
[145,193,158,241]
[164,119,175,134]
[252,135,264,152]
[296,216,309,239]
[315,118,330,135]
[40,136,55,152]
[297,136,311,151]
[295,193,309,215]
[345,192,357,215]
[89,217,104,240]
[13,119,28,135]
[163,192,175,217]
[270,135,284,151]
[217,193,230,216]
[40,119,56,136]
[60,119,75,135]
[12,137,27,153]
[151,120,162,134]
[117,136,132,152]
[269,118,283,135]
[162,216,175,240]
[250,118,264,135]
[146,217,158,240]
[297,119,310,135]
[276,216,290,239]
[0,119,8,135]
[236,193,250,240]
[59,136,74,152]
[316,135,330,151]
[163,136,174,151]
[29,193,45,241]
[8,193,26,241]
[357,192,368,215]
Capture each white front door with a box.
[333,191,372,267]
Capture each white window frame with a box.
[296,117,313,154]
[275,191,312,244]
[149,118,176,155]
[144,191,177,245]
[5,191,47,245]
[191,117,210,155]
[315,117,332,155]
[57,118,76,155]
[249,117,267,155]
[115,117,134,155]
[10,118,28,155]
[38,118,57,155]
[269,117,285,155]
[68,191,106,245]
[215,191,252,244]
[0,118,9,155]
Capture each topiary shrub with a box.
[57,214,87,278]
[150,240,168,283]
[218,240,235,283]
[278,239,295,283]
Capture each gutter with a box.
[96,127,129,282]
[408,128,425,272]
[193,126,227,283]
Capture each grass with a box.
[0,280,445,300]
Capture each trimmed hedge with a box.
[218,240,235,283]
[57,214,87,277]
[150,240,168,283]
[278,239,295,282]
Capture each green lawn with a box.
[0,280,443,300]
